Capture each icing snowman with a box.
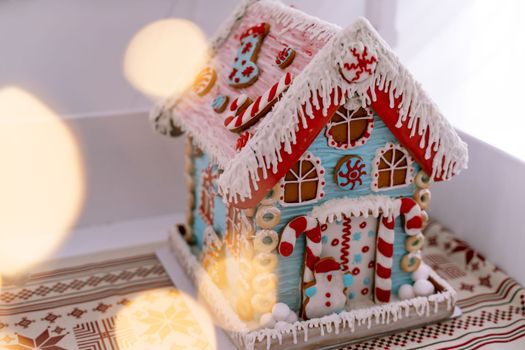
[303,257,353,319]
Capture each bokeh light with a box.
[0,87,85,276]
[115,289,216,350]
[124,19,209,99]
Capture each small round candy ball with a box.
[412,264,430,282]
[272,302,291,321]
[259,313,276,328]
[285,311,298,323]
[274,321,289,331]
[398,284,416,300]
[414,279,435,297]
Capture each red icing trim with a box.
[315,257,340,273]
[231,89,342,208]
[369,87,446,181]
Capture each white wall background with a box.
[3,0,524,280]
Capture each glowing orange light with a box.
[0,87,85,276]
[124,19,209,99]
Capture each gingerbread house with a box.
[151,0,468,348]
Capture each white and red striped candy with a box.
[374,214,395,303]
[279,215,321,284]
[224,72,293,132]
[374,198,424,303]
[400,197,423,236]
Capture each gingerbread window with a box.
[280,152,325,206]
[224,205,242,258]
[325,106,374,150]
[372,143,415,191]
[199,165,218,225]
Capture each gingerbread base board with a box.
[166,226,457,350]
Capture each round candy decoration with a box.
[337,41,378,83]
[401,253,421,273]
[253,229,279,253]
[398,284,416,300]
[192,66,217,96]
[335,155,367,190]
[405,233,425,252]
[275,47,296,69]
[255,206,281,229]
[414,279,435,297]
[211,94,229,113]
[415,170,432,189]
[414,188,431,210]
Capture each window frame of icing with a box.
[325,105,374,150]
[371,143,415,192]
[279,151,326,207]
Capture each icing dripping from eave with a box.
[218,17,468,203]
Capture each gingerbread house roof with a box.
[151,0,468,208]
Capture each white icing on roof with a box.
[151,0,468,204]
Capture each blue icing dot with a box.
[367,230,375,237]
[343,274,354,287]
[305,286,317,298]
[364,276,371,285]
[321,235,328,244]
[348,292,356,300]
[352,232,362,241]
[352,254,362,264]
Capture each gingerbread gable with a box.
[151,0,468,208]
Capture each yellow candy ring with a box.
[405,234,425,252]
[401,253,421,272]
[255,206,281,229]
[251,272,277,293]
[414,188,431,210]
[253,230,279,253]
[251,293,276,314]
[235,298,254,321]
[253,252,278,272]
[260,184,280,206]
[415,170,432,189]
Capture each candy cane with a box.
[224,72,293,132]
[374,214,395,303]
[279,215,322,284]
[400,197,423,236]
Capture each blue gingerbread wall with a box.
[270,112,420,312]
[191,111,420,313]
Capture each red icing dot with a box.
[320,193,324,197]
[352,267,360,275]
[320,170,324,174]
[361,288,369,295]
[327,274,332,282]
[362,246,370,253]
[325,301,331,307]
[359,222,367,229]
[325,292,331,298]
[331,239,339,246]
[368,261,374,268]
[321,224,328,231]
